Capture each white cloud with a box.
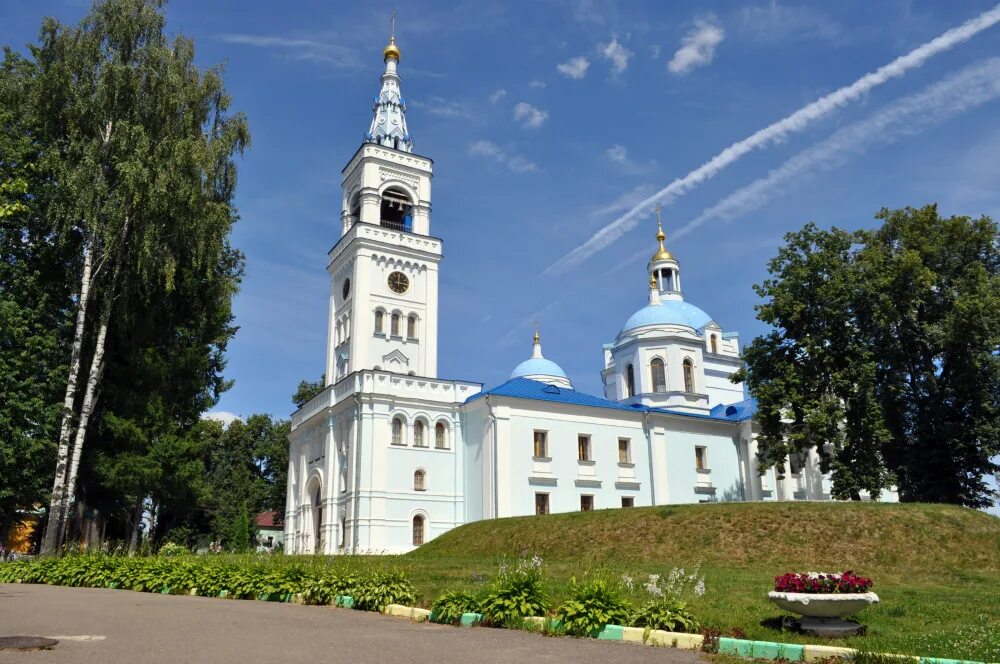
[489,88,507,104]
[673,58,1000,241]
[650,44,661,60]
[738,4,844,44]
[513,102,549,129]
[544,4,1000,275]
[469,140,538,173]
[203,411,240,426]
[408,96,472,118]
[668,17,725,75]
[606,144,628,163]
[600,37,632,73]
[218,33,358,69]
[604,144,657,174]
[557,56,591,79]
[529,79,547,89]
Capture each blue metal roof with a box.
[466,378,643,411]
[467,378,757,423]
[510,358,568,380]
[622,300,714,333]
[709,397,758,422]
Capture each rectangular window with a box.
[533,431,548,459]
[577,435,591,461]
[621,497,634,508]
[580,495,594,511]
[535,493,549,515]
[789,452,805,475]
[695,446,707,470]
[618,438,631,464]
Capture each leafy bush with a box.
[556,577,632,637]
[431,590,481,625]
[158,542,188,557]
[631,596,700,633]
[351,569,416,612]
[479,556,549,628]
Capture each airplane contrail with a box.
[543,4,1000,275]
[670,58,1000,242]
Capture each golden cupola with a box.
[383,35,400,61]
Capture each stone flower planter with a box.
[768,591,879,636]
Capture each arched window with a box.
[435,422,446,449]
[710,334,719,354]
[651,358,666,393]
[391,313,401,336]
[313,485,324,553]
[392,416,404,445]
[407,315,417,339]
[381,187,414,232]
[413,469,426,491]
[625,364,636,398]
[683,359,695,393]
[374,310,384,334]
[414,420,426,447]
[412,515,425,546]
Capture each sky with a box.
[3,2,1000,475]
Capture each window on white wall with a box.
[577,435,591,461]
[414,420,426,447]
[534,493,549,515]
[374,310,384,334]
[533,431,548,459]
[625,365,636,397]
[435,422,447,449]
[650,358,666,393]
[683,359,695,393]
[710,334,719,354]
[580,495,594,511]
[618,438,631,464]
[407,315,417,339]
[621,496,634,508]
[412,515,425,545]
[413,469,426,491]
[391,417,404,445]
[391,313,401,336]
[695,446,708,470]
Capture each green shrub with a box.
[479,557,549,628]
[631,597,700,633]
[431,590,481,624]
[556,577,632,637]
[351,569,416,612]
[158,542,188,557]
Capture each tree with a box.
[738,205,1000,508]
[26,0,249,553]
[292,375,325,409]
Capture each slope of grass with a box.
[402,503,1000,662]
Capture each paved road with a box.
[0,584,706,663]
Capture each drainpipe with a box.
[643,409,656,506]
[351,392,363,554]
[485,395,498,519]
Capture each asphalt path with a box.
[0,584,707,663]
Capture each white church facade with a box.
[283,35,892,555]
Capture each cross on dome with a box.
[650,204,675,262]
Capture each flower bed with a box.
[774,571,873,594]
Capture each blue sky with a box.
[3,0,1000,448]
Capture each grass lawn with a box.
[380,502,1000,662]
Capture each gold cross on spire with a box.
[533,320,540,344]
[391,10,398,39]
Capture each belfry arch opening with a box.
[380,187,413,232]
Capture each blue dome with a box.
[622,300,713,333]
[510,358,568,380]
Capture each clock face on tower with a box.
[388,271,410,294]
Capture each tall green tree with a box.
[23,0,249,553]
[292,375,325,409]
[739,205,1000,508]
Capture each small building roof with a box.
[255,511,281,529]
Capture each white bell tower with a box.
[325,29,440,384]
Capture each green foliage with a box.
[431,590,481,625]
[739,206,1000,507]
[292,376,325,409]
[631,596,700,633]
[158,542,188,557]
[479,557,549,628]
[556,576,632,636]
[226,504,253,553]
[0,554,413,612]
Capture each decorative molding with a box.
[694,485,717,495]
[615,481,641,490]
[528,476,558,487]
[574,479,602,488]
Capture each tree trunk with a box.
[57,304,110,550]
[41,242,94,555]
[128,496,143,554]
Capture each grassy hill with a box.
[410,502,1000,578]
[403,503,1000,661]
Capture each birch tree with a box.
[35,0,248,553]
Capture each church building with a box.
[282,34,892,555]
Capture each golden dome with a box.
[384,36,400,61]
[651,220,675,262]
[649,272,657,289]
